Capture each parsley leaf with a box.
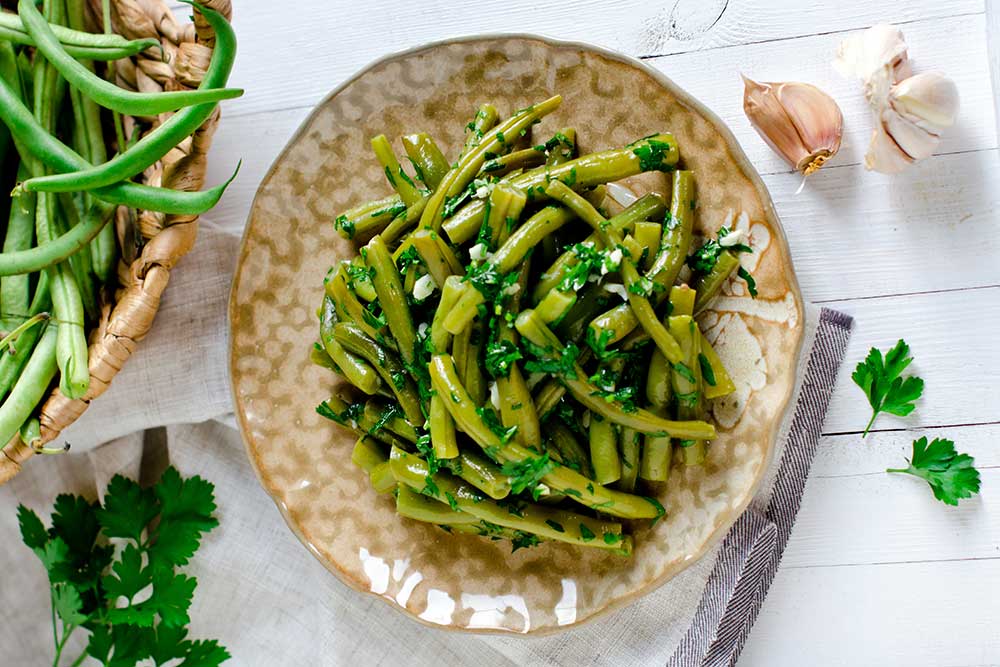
[631,138,674,171]
[851,339,924,436]
[510,531,541,553]
[887,437,981,505]
[484,339,522,379]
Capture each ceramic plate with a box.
[230,35,804,635]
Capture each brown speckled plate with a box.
[230,35,804,635]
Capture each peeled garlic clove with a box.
[742,76,843,175]
[834,24,910,84]
[890,71,959,130]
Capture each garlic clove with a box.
[882,107,940,161]
[890,71,959,130]
[865,121,913,174]
[742,76,843,175]
[834,24,910,84]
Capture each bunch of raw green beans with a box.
[317,96,755,555]
[0,1,238,452]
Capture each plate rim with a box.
[228,31,806,636]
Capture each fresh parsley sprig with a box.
[17,467,228,667]
[851,339,924,436]
[887,437,981,505]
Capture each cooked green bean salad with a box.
[315,96,756,555]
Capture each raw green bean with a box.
[53,193,98,322]
[515,310,714,439]
[0,12,159,60]
[23,4,238,201]
[588,414,620,485]
[0,272,50,401]
[319,297,380,394]
[693,250,740,314]
[443,133,678,244]
[18,415,41,451]
[363,235,417,364]
[401,133,449,191]
[390,447,633,553]
[1,167,35,330]
[332,322,423,425]
[428,354,663,519]
[0,324,57,448]
[0,74,237,215]
[19,0,241,115]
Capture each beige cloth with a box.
[0,225,840,666]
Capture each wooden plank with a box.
[782,425,997,569]
[821,287,1000,434]
[740,558,1000,666]
[643,13,997,175]
[766,148,1000,302]
[214,1,985,119]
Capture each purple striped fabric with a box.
[668,308,854,667]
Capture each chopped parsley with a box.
[673,362,697,384]
[511,531,541,553]
[484,339,522,379]
[501,454,556,497]
[579,524,596,541]
[544,519,565,533]
[698,353,717,387]
[632,138,673,171]
[334,214,355,239]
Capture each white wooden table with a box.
[201,1,1000,664]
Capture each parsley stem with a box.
[862,412,877,437]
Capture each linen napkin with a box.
[0,224,852,667]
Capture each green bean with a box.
[364,400,418,442]
[443,133,678,244]
[430,275,463,353]
[332,322,423,425]
[362,235,417,364]
[319,297,379,394]
[18,415,41,451]
[369,462,396,493]
[0,74,237,215]
[693,250,740,314]
[461,103,499,157]
[455,449,511,499]
[402,133,449,191]
[533,377,566,419]
[671,284,696,317]
[354,405,413,451]
[428,354,663,519]
[334,195,406,241]
[588,414,620,485]
[421,96,562,232]
[442,281,483,336]
[699,331,736,399]
[395,484,479,526]
[325,266,387,343]
[409,228,462,287]
[1,167,35,330]
[633,221,662,271]
[371,134,423,206]
[649,170,695,287]
[0,12,159,60]
[481,183,517,250]
[669,315,707,465]
[19,0,241,116]
[548,422,593,479]
[352,435,387,472]
[390,447,633,553]
[456,323,487,405]
[491,205,574,274]
[515,310,714,439]
[53,194,98,322]
[23,4,238,201]
[428,392,458,459]
[535,288,575,325]
[0,272,50,401]
[479,147,546,177]
[618,427,640,492]
[496,365,541,448]
[0,323,57,448]
[545,181,683,364]
[554,283,613,344]
[379,196,426,244]
[641,339,674,482]
[545,128,577,166]
[346,257,377,301]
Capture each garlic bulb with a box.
[742,76,844,175]
[836,25,960,173]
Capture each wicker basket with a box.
[0,0,231,483]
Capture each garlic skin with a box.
[836,26,960,174]
[742,76,844,175]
